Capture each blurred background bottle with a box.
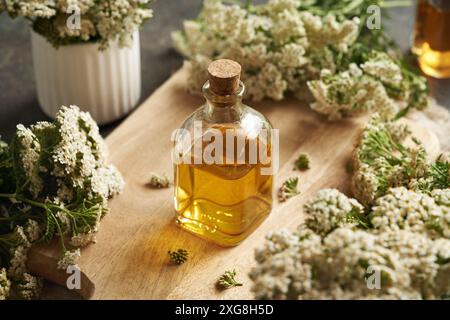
[413,0,450,78]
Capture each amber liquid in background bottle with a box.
[173,60,273,246]
[413,0,450,78]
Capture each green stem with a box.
[0,192,65,248]
[0,193,51,211]
[340,0,365,14]
[50,211,66,252]
[0,193,15,199]
[17,197,46,209]
[0,216,19,221]
[380,0,412,8]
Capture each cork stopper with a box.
[207,59,242,95]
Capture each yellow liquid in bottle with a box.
[174,127,273,246]
[417,43,450,79]
[413,0,450,78]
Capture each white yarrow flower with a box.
[57,249,81,270]
[0,268,11,300]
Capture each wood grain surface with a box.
[28,68,441,299]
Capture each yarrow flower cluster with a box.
[148,172,171,189]
[0,0,153,49]
[9,105,124,209]
[250,118,450,300]
[0,223,43,300]
[15,273,43,300]
[0,268,11,300]
[0,105,124,299]
[371,187,450,238]
[173,0,428,120]
[351,114,445,207]
[307,52,426,120]
[303,188,365,235]
[57,249,81,270]
[250,189,450,299]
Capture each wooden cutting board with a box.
[28,67,441,299]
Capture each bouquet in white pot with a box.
[1,0,153,49]
[0,0,154,124]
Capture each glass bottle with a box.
[173,59,274,246]
[413,0,450,78]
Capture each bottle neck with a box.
[202,80,245,123]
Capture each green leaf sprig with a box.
[217,269,243,289]
[278,177,300,202]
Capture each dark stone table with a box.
[0,0,449,299]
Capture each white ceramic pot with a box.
[31,30,141,125]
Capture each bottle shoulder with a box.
[241,104,273,130]
[178,104,272,132]
[179,105,206,128]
